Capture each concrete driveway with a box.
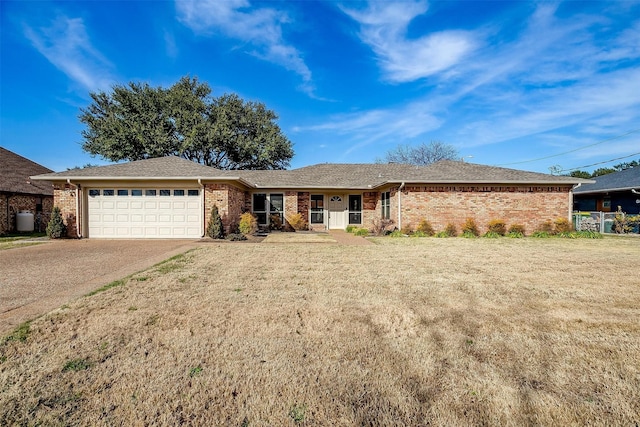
[0,239,198,336]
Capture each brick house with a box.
[31,156,586,238]
[0,147,54,234]
[573,166,640,214]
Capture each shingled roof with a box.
[0,147,53,196]
[31,156,587,188]
[573,167,640,194]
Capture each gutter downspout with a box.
[397,182,405,231]
[570,183,581,224]
[68,179,82,238]
[198,178,205,237]
[632,189,640,195]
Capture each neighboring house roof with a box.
[0,147,53,196]
[573,167,640,194]
[31,156,588,189]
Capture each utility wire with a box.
[495,128,640,166]
[559,152,640,173]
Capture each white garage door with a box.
[87,188,202,238]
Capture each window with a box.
[188,189,199,196]
[253,193,268,225]
[269,194,284,226]
[89,189,100,197]
[36,197,43,213]
[310,195,324,224]
[252,193,284,226]
[173,190,185,196]
[103,189,114,196]
[117,189,129,196]
[145,189,157,196]
[349,195,362,225]
[381,191,390,219]
[131,189,142,196]
[160,189,171,196]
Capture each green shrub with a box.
[287,213,308,231]
[487,219,506,236]
[238,212,257,234]
[462,218,480,236]
[389,230,405,237]
[46,206,66,239]
[506,231,524,238]
[574,230,603,239]
[226,233,247,241]
[461,231,477,238]
[353,228,369,237]
[206,205,225,239]
[531,231,552,238]
[434,231,450,238]
[345,225,357,233]
[411,230,428,237]
[483,231,502,238]
[554,217,572,233]
[400,224,413,235]
[416,219,435,236]
[508,224,526,235]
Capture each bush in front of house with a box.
[436,223,457,237]
[461,218,480,238]
[46,206,67,239]
[287,213,308,231]
[416,219,435,236]
[537,220,554,234]
[226,233,247,241]
[506,223,526,238]
[206,205,225,239]
[238,212,258,235]
[486,219,506,236]
[554,217,572,234]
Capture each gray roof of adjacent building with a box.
[573,167,640,194]
[0,147,54,196]
[30,156,589,189]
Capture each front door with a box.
[328,195,346,229]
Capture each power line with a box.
[559,152,640,173]
[495,128,640,166]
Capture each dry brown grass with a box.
[1,237,639,426]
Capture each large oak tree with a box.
[79,76,294,170]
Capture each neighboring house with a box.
[0,147,54,234]
[31,156,586,239]
[573,167,640,214]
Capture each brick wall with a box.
[53,184,79,238]
[283,191,298,231]
[0,193,54,234]
[204,183,247,233]
[400,185,572,235]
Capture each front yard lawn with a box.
[1,237,638,425]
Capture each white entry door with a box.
[328,195,346,229]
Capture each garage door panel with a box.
[88,188,201,238]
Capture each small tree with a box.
[46,206,67,239]
[206,205,225,239]
[238,212,258,234]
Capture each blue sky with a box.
[2,0,639,173]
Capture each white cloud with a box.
[24,16,114,92]
[300,4,640,168]
[340,0,479,83]
[176,0,314,95]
